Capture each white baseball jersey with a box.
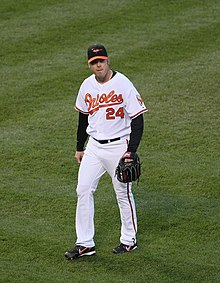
[75,71,148,140]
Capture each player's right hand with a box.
[75,151,84,164]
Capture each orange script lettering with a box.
[85,91,123,112]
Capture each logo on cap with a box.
[92,48,103,53]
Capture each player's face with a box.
[89,59,111,83]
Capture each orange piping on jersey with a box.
[88,56,108,63]
[74,106,90,114]
[130,108,148,119]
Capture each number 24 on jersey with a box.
[106,107,124,120]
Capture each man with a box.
[65,44,148,260]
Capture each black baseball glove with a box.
[115,152,141,183]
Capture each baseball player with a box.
[65,44,148,260]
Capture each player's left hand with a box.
[123,152,134,163]
[115,152,141,183]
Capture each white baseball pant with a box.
[75,135,137,247]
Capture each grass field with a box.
[1,0,220,282]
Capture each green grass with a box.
[1,0,220,282]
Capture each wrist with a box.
[123,151,136,159]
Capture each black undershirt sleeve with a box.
[76,112,89,151]
[127,114,144,153]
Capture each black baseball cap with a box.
[87,44,108,63]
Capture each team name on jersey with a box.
[85,90,123,115]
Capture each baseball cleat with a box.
[65,245,96,260]
[112,243,137,254]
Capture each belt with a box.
[93,137,120,144]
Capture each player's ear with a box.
[88,63,91,69]
[107,59,110,65]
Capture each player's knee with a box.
[76,185,96,196]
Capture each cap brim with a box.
[88,56,108,63]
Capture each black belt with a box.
[93,137,120,144]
